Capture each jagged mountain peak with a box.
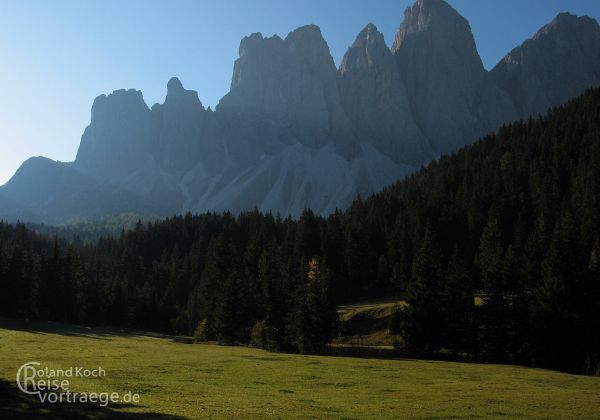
[392,0,471,50]
[238,32,262,56]
[390,0,492,155]
[391,0,484,76]
[228,24,333,97]
[218,22,351,153]
[358,22,378,36]
[339,23,391,75]
[167,76,184,92]
[88,89,149,125]
[354,22,385,48]
[3,2,600,224]
[285,24,324,42]
[534,12,598,39]
[284,24,336,71]
[109,88,145,101]
[338,20,430,165]
[75,87,154,179]
[164,77,203,109]
[238,32,284,58]
[490,12,600,118]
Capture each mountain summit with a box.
[391,0,516,155]
[2,0,600,224]
[491,12,600,117]
[339,23,429,165]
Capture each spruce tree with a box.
[441,249,475,356]
[5,247,24,317]
[258,242,286,348]
[401,225,444,355]
[213,266,246,344]
[478,216,508,361]
[531,213,583,371]
[585,243,600,374]
[287,258,337,354]
[0,242,6,315]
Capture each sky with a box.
[1,0,599,186]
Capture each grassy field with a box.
[1,318,599,419]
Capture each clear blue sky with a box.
[1,0,599,185]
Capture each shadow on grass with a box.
[325,344,486,365]
[326,344,400,359]
[0,379,184,419]
[0,318,193,344]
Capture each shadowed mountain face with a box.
[2,0,600,224]
[391,0,517,156]
[339,23,430,166]
[490,12,600,117]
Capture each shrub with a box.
[193,319,208,343]
[388,304,403,335]
[250,320,266,348]
[250,320,279,351]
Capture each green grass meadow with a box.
[0,318,599,419]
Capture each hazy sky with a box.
[1,0,599,185]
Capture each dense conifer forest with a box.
[1,88,599,374]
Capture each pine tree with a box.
[322,210,345,297]
[38,241,62,320]
[502,245,530,362]
[441,249,475,356]
[109,280,128,327]
[198,229,235,338]
[294,209,321,261]
[287,258,337,354]
[401,225,445,355]
[0,242,6,315]
[60,247,78,322]
[376,254,390,292]
[213,266,244,344]
[4,247,24,317]
[478,216,508,361]
[585,243,600,374]
[157,284,177,333]
[258,242,286,348]
[530,213,583,371]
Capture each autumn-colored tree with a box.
[287,258,338,354]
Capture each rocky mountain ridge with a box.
[2,0,600,224]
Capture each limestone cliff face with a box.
[218,25,357,158]
[491,12,600,118]
[75,89,155,179]
[151,77,225,176]
[391,0,516,155]
[339,23,431,165]
[154,77,206,175]
[2,1,600,224]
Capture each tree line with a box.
[1,88,600,374]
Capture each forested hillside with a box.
[1,88,599,374]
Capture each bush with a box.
[388,304,403,335]
[250,320,279,351]
[193,319,208,343]
[250,320,266,348]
